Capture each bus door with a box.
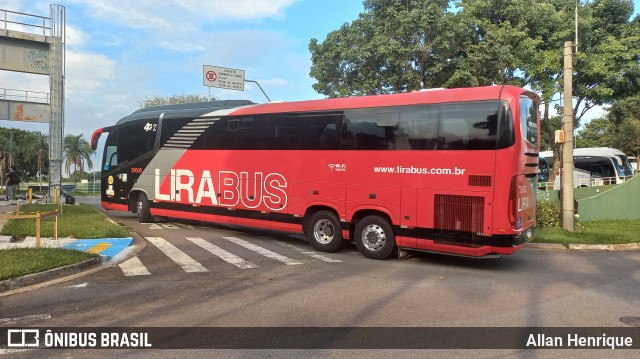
[101,128,126,205]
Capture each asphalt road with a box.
[1,197,638,358]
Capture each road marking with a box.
[223,237,303,265]
[119,256,151,276]
[65,283,88,288]
[148,222,195,230]
[187,237,257,269]
[276,242,343,263]
[87,242,111,254]
[146,237,208,273]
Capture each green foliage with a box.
[0,128,48,179]
[309,0,640,127]
[63,134,94,178]
[576,118,612,148]
[138,94,213,108]
[0,204,130,238]
[536,199,561,228]
[536,220,640,245]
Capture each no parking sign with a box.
[203,65,245,91]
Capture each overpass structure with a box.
[0,5,65,196]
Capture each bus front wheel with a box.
[306,210,343,252]
[137,192,152,223]
[354,215,396,260]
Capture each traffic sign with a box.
[203,65,245,91]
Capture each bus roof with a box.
[540,147,628,159]
[115,99,256,126]
[231,85,535,116]
[111,85,535,126]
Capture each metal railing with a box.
[0,8,51,37]
[0,88,50,103]
[537,176,624,191]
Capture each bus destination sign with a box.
[203,65,245,91]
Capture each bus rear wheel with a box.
[306,210,343,252]
[354,215,396,260]
[137,192,152,223]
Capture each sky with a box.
[1,0,639,154]
[0,0,364,142]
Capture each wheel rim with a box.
[136,200,143,214]
[361,224,386,251]
[313,219,335,244]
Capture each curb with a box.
[0,256,102,292]
[0,233,147,296]
[527,242,640,251]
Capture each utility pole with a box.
[562,41,575,231]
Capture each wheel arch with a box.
[128,188,151,213]
[302,204,341,234]
[350,208,394,240]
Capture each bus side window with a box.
[228,117,261,150]
[401,106,437,150]
[439,102,500,150]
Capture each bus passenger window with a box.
[438,101,501,150]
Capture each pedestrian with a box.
[4,165,20,201]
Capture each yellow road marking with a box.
[87,242,112,254]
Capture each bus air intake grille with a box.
[468,175,491,187]
[434,194,484,248]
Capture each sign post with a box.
[203,65,271,102]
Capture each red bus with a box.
[91,85,540,259]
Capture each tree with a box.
[138,94,213,108]
[575,118,612,148]
[608,94,640,160]
[309,0,462,97]
[63,134,94,181]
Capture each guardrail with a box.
[0,8,50,37]
[537,176,623,191]
[0,88,50,103]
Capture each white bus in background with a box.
[538,153,592,190]
[552,168,592,190]
[540,147,633,187]
[629,156,638,174]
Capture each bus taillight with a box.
[508,176,518,229]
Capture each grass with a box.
[1,203,130,239]
[535,220,640,245]
[0,202,129,281]
[0,248,98,281]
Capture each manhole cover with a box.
[619,316,640,327]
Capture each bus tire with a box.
[137,192,152,223]
[354,215,396,260]
[306,210,343,252]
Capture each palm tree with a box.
[63,134,94,184]
[16,131,49,192]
